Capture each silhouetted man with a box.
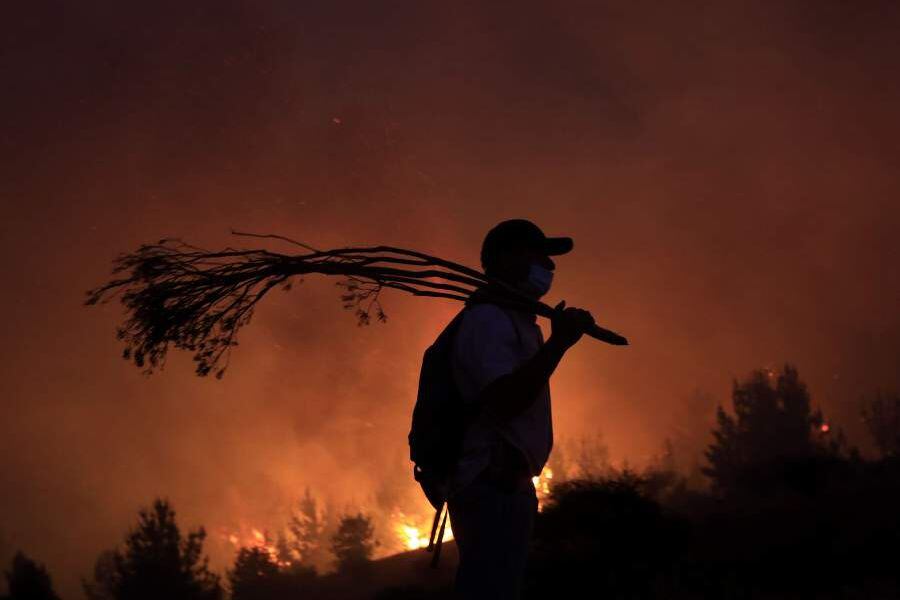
[447,219,595,600]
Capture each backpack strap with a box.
[426,502,449,568]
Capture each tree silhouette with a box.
[82,550,117,600]
[273,532,294,569]
[669,387,719,488]
[703,363,839,493]
[641,438,686,500]
[571,432,611,480]
[286,487,328,569]
[83,498,221,600]
[546,432,611,482]
[226,545,316,600]
[861,389,900,458]
[228,547,279,600]
[4,552,60,600]
[330,513,377,574]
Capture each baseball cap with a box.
[480,219,574,270]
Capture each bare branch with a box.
[85,233,627,379]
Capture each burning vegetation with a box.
[10,366,900,600]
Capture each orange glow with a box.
[12,6,900,596]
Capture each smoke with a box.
[1,0,898,595]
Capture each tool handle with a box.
[532,300,629,346]
[469,288,629,346]
[586,323,628,345]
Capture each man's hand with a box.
[477,301,594,425]
[548,300,596,350]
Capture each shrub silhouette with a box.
[528,471,689,599]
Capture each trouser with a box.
[447,469,538,600]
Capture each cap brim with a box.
[543,236,574,255]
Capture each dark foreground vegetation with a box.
[3,364,899,599]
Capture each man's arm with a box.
[474,301,595,425]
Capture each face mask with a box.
[520,263,554,298]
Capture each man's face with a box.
[492,245,555,287]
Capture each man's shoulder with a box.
[452,303,515,339]
[464,301,509,319]
[459,302,517,332]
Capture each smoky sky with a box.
[2,1,899,596]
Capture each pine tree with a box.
[861,389,900,458]
[703,363,838,493]
[227,538,316,600]
[4,552,60,600]
[83,550,117,600]
[84,498,222,600]
[572,432,611,480]
[227,547,280,600]
[287,487,328,569]
[274,532,295,567]
[330,513,376,574]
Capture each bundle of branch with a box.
[84,230,627,379]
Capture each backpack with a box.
[408,306,470,567]
[407,299,523,567]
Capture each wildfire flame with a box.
[219,526,292,568]
[392,511,453,551]
[532,466,553,512]
[218,468,557,566]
